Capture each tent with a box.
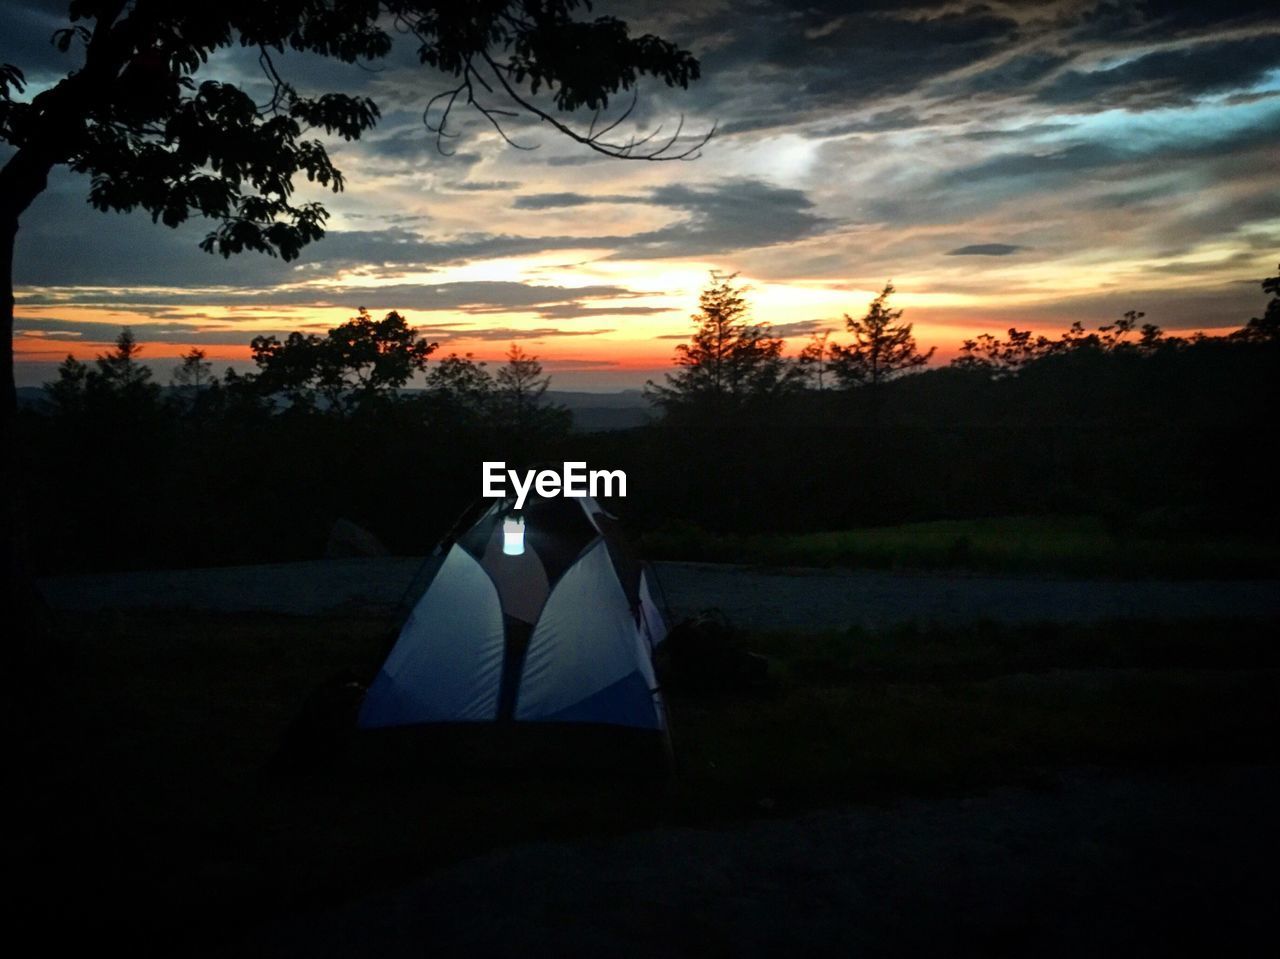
[357,494,669,766]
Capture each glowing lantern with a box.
[502,515,526,556]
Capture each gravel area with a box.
[233,764,1278,958]
[40,558,1280,628]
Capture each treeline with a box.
[626,268,1278,538]
[17,268,1279,574]
[20,312,569,573]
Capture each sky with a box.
[4,0,1279,390]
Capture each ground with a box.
[20,561,1280,954]
[241,765,1278,958]
[38,557,1280,626]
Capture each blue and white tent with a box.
[358,495,667,734]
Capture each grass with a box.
[11,610,1279,951]
[640,515,1280,578]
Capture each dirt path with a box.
[232,764,1277,957]
[40,558,1280,628]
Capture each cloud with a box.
[1036,34,1280,110]
[769,319,839,337]
[610,179,837,258]
[946,244,1026,256]
[14,316,299,345]
[448,180,522,192]
[18,278,663,320]
[413,325,615,341]
[512,192,632,209]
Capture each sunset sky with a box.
[4,0,1279,389]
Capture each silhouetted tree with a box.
[1097,310,1144,350]
[44,354,89,417]
[93,328,154,392]
[1230,264,1280,344]
[43,328,164,433]
[797,329,836,391]
[248,308,435,413]
[44,327,164,418]
[321,308,437,410]
[423,352,494,424]
[496,343,548,418]
[953,312,1172,378]
[0,3,708,416]
[646,271,795,411]
[171,346,213,393]
[952,328,1047,377]
[492,344,570,443]
[829,283,934,390]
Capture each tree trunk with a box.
[1,144,57,413]
[2,146,59,663]
[1,213,16,420]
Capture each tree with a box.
[829,282,934,390]
[171,346,213,392]
[646,271,794,411]
[1229,263,1280,344]
[0,2,709,416]
[318,308,437,409]
[248,308,436,413]
[952,312,1172,378]
[797,329,836,391]
[493,343,570,441]
[93,326,151,389]
[952,327,1053,377]
[495,343,549,419]
[423,351,494,423]
[42,326,163,420]
[44,354,89,416]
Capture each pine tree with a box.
[647,271,794,411]
[829,283,934,389]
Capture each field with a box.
[641,515,1280,578]
[12,609,1278,952]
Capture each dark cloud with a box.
[15,171,836,293]
[14,317,301,345]
[16,314,621,346]
[1074,0,1280,42]
[700,2,1023,133]
[18,278,660,320]
[947,244,1026,256]
[362,124,483,166]
[512,192,633,209]
[935,118,1280,196]
[1037,34,1280,109]
[412,325,615,341]
[769,319,838,337]
[953,122,1076,142]
[810,106,937,137]
[949,50,1078,97]
[611,179,836,259]
[0,1,85,80]
[448,180,523,192]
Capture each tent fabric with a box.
[515,540,661,727]
[357,495,667,734]
[358,545,507,726]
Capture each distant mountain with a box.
[544,389,648,410]
[17,384,653,431]
[16,387,51,412]
[545,390,651,432]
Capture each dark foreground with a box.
[10,611,1279,954]
[243,764,1278,958]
